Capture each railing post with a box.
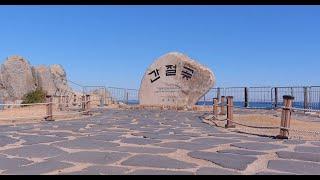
[45,95,53,121]
[126,89,129,104]
[100,96,104,107]
[274,87,278,109]
[81,95,86,111]
[225,96,235,128]
[304,87,309,112]
[244,87,249,108]
[217,87,221,102]
[276,95,294,139]
[203,95,206,106]
[220,96,226,115]
[213,98,219,117]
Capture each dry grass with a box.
[0,104,95,125]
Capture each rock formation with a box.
[139,52,215,108]
[0,56,36,100]
[0,55,71,101]
[33,65,56,96]
[49,64,70,95]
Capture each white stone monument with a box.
[139,52,215,108]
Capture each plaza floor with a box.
[0,109,320,175]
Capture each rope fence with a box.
[203,95,320,140]
[0,94,94,122]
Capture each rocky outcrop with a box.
[33,65,56,96]
[0,55,71,101]
[139,52,215,107]
[0,56,36,100]
[49,64,70,95]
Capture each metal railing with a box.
[198,86,320,111]
[107,87,139,105]
[46,81,320,112]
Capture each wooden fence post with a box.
[225,96,235,128]
[86,94,91,111]
[244,87,249,108]
[81,95,86,111]
[58,95,62,111]
[220,96,226,115]
[61,95,66,111]
[276,95,294,139]
[66,95,69,108]
[213,98,219,117]
[45,95,53,121]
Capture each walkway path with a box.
[0,109,319,175]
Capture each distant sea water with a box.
[123,100,320,110]
[196,101,320,110]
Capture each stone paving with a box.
[0,109,320,175]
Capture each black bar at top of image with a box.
[1,0,320,5]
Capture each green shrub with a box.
[21,88,47,104]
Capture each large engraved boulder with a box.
[0,56,36,100]
[139,52,215,107]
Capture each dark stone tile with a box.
[208,133,248,138]
[218,149,266,156]
[231,142,287,151]
[62,166,129,175]
[51,132,76,138]
[0,156,33,171]
[310,141,320,146]
[196,167,240,175]
[128,169,193,175]
[19,135,67,145]
[120,137,162,145]
[0,135,19,146]
[188,151,257,170]
[295,146,320,154]
[0,144,68,158]
[52,138,120,150]
[155,141,216,151]
[190,137,240,146]
[268,160,320,175]
[255,171,294,175]
[276,151,320,162]
[121,154,197,169]
[282,140,306,145]
[2,160,74,175]
[51,151,129,164]
[108,146,176,154]
[0,125,35,132]
[234,136,279,143]
[83,133,122,142]
[132,132,191,141]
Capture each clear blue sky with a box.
[0,5,319,89]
